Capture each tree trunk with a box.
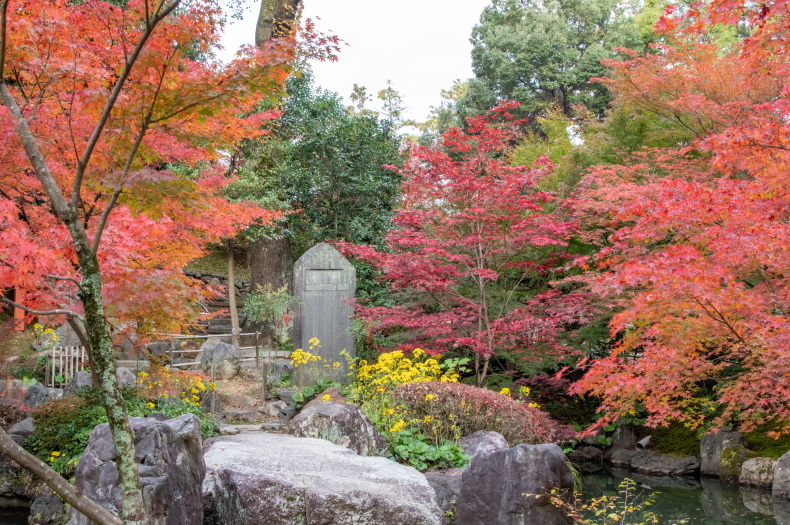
[227,243,241,348]
[249,236,292,348]
[0,82,146,525]
[255,0,302,46]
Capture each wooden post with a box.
[255,331,260,369]
[13,287,24,331]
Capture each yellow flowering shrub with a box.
[137,367,215,406]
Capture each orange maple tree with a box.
[570,1,790,435]
[0,0,340,521]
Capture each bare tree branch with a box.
[0,297,84,322]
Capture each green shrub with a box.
[389,429,469,471]
[28,388,219,476]
[393,381,554,445]
[746,421,790,459]
[637,421,701,458]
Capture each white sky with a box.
[219,0,492,124]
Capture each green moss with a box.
[720,446,757,482]
[186,250,251,281]
[745,421,790,459]
[637,421,701,458]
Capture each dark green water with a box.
[583,469,785,524]
[0,508,28,525]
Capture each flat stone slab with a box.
[202,432,442,525]
[219,425,263,436]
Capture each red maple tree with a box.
[341,102,599,387]
[569,3,790,435]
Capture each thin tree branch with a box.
[45,274,82,286]
[71,0,181,209]
[0,297,84,322]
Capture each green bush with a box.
[28,388,219,476]
[746,421,790,459]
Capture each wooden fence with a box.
[45,345,87,387]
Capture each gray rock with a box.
[222,409,258,423]
[200,391,223,414]
[424,468,464,524]
[289,402,388,456]
[45,388,62,402]
[773,449,790,500]
[9,418,35,446]
[202,432,443,525]
[115,367,137,388]
[610,449,699,476]
[221,393,255,407]
[604,424,634,460]
[775,498,790,525]
[580,428,604,448]
[23,383,49,412]
[278,407,297,420]
[260,421,286,432]
[258,400,287,417]
[200,341,240,380]
[700,429,745,477]
[0,452,39,502]
[567,446,603,465]
[459,430,509,460]
[28,486,67,525]
[740,457,776,488]
[455,444,573,525]
[610,468,701,490]
[0,379,29,410]
[67,414,204,525]
[63,371,93,397]
[275,388,299,404]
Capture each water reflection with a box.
[582,469,785,524]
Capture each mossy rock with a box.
[720,445,757,483]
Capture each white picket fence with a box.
[46,345,87,387]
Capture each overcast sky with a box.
[219,0,491,124]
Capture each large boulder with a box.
[63,371,93,397]
[8,417,35,446]
[28,486,67,525]
[23,383,49,412]
[199,339,240,380]
[459,431,509,460]
[202,432,443,525]
[289,402,388,457]
[424,468,464,525]
[0,379,30,410]
[740,457,775,488]
[700,430,745,477]
[610,449,699,476]
[67,414,204,525]
[719,445,757,483]
[455,444,573,525]
[567,446,604,471]
[604,424,634,460]
[115,367,137,389]
[773,449,790,500]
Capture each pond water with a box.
[0,508,29,525]
[582,469,787,524]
